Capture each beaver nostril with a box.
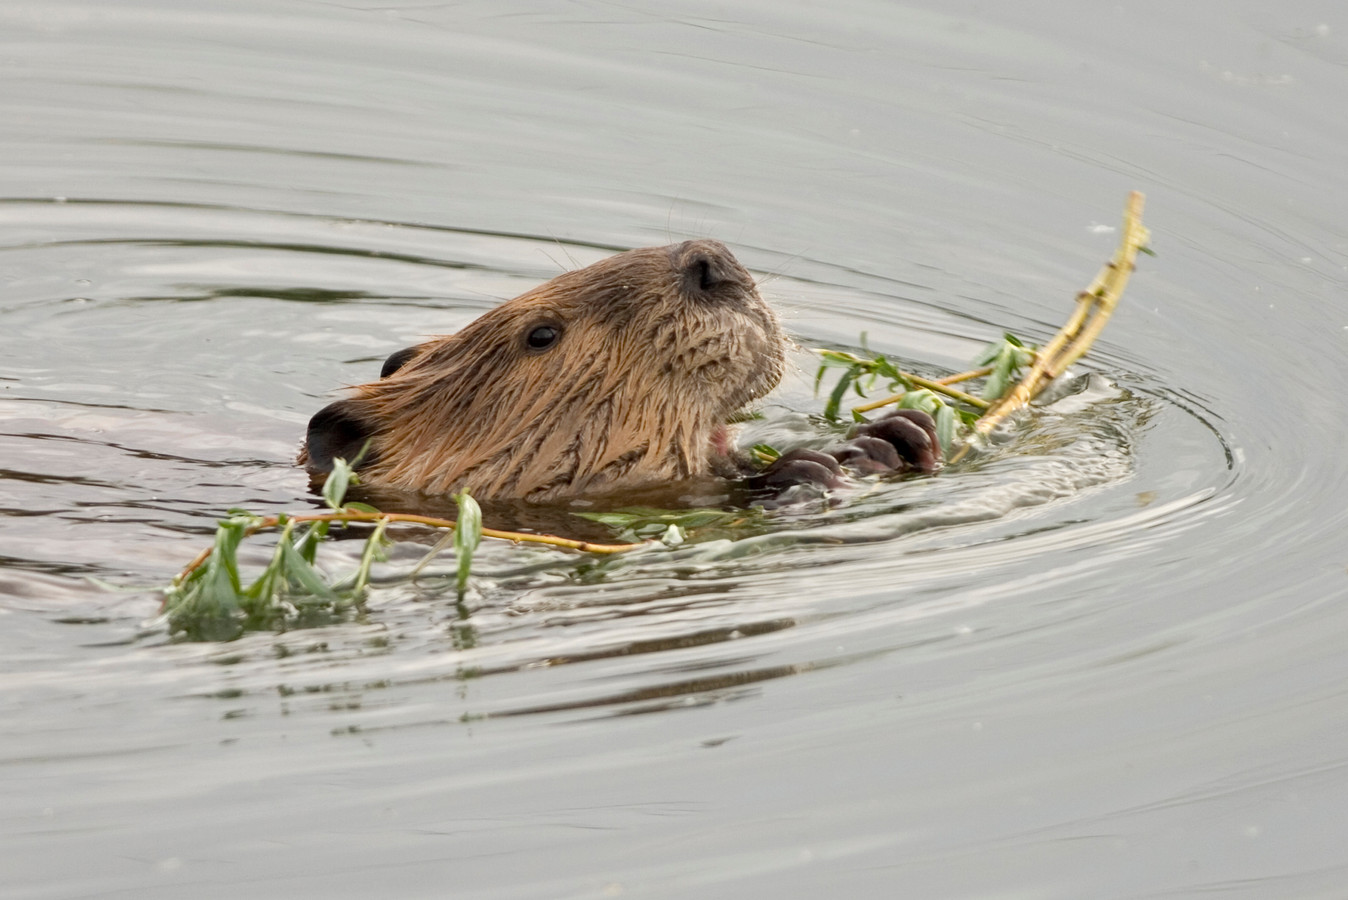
[691,257,716,291]
[676,241,751,297]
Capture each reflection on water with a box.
[4,0,1348,897]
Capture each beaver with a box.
[301,239,938,501]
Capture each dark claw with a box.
[829,435,901,474]
[743,410,941,504]
[749,447,848,491]
[885,408,941,455]
[851,409,940,474]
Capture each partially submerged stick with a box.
[809,191,1148,462]
[160,460,652,640]
[169,510,645,590]
[958,191,1150,455]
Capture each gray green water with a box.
[3,2,1347,897]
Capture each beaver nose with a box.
[671,240,754,297]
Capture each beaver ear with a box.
[305,400,378,474]
[380,344,421,378]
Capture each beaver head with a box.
[301,240,787,501]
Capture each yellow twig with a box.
[172,509,649,587]
[952,191,1150,461]
[935,365,996,386]
[851,373,991,414]
[843,357,1038,417]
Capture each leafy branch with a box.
[961,191,1151,452]
[811,191,1150,461]
[160,458,646,641]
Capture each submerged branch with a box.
[171,509,648,589]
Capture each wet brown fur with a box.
[301,240,787,501]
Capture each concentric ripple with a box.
[5,2,1346,895]
[1,191,1235,726]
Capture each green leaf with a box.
[164,515,253,640]
[322,457,356,510]
[408,529,457,580]
[454,490,482,597]
[278,537,340,601]
[983,371,1006,402]
[972,338,1007,368]
[750,443,781,464]
[199,517,249,601]
[814,350,865,396]
[955,407,980,428]
[823,366,858,420]
[982,367,1009,401]
[345,518,390,596]
[241,540,286,606]
[934,403,957,457]
[815,349,863,367]
[973,333,1033,402]
[574,507,749,543]
[296,522,326,565]
[572,511,639,528]
[872,356,904,386]
[898,388,940,416]
[981,343,1023,401]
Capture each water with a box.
[3,1,1347,897]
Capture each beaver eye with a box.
[525,324,561,353]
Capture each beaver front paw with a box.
[748,448,849,491]
[843,408,941,475]
[746,408,941,497]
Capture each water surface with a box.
[3,2,1347,897]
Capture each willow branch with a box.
[935,365,996,386]
[953,191,1150,460]
[851,373,992,414]
[845,360,1037,417]
[173,509,648,586]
